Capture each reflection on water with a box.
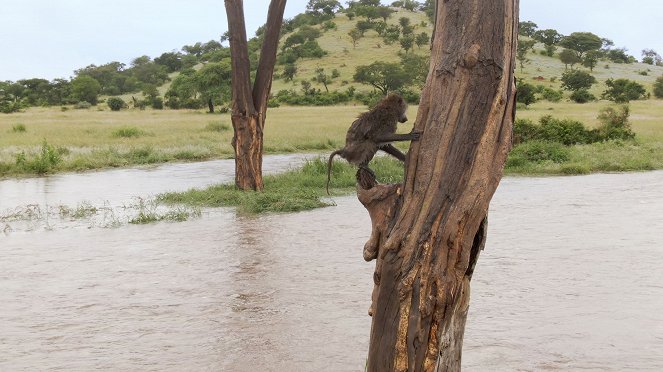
[1,166,662,371]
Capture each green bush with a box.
[539,115,596,145]
[570,89,596,103]
[107,97,126,111]
[15,140,63,174]
[151,97,164,109]
[11,123,27,133]
[540,87,563,102]
[508,140,571,164]
[602,78,647,103]
[653,76,663,99]
[112,127,145,138]
[513,119,540,145]
[596,105,635,141]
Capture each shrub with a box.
[516,80,537,107]
[653,76,663,99]
[560,70,596,91]
[596,105,635,141]
[74,101,92,109]
[570,89,596,103]
[15,140,63,174]
[508,141,571,165]
[107,97,126,111]
[602,78,647,103]
[540,87,563,102]
[11,123,27,133]
[112,127,145,138]
[151,97,164,109]
[512,119,540,145]
[539,115,595,145]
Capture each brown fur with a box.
[326,93,420,194]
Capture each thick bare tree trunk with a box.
[360,0,519,371]
[224,0,286,191]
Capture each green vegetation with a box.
[158,157,404,214]
[107,97,126,111]
[11,123,26,133]
[112,127,146,138]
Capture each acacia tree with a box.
[224,0,287,190]
[358,0,518,370]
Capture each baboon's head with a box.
[382,93,408,123]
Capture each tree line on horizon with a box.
[2,1,663,114]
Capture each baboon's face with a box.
[398,99,408,123]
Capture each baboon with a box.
[326,93,421,194]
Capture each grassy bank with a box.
[158,157,404,214]
[1,100,662,178]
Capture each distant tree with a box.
[313,67,336,92]
[282,64,298,81]
[373,20,387,35]
[400,53,429,88]
[641,49,662,65]
[348,28,362,48]
[356,20,373,35]
[518,21,538,37]
[559,48,582,70]
[533,29,562,57]
[382,25,401,45]
[415,32,429,48]
[515,80,537,107]
[182,42,204,57]
[399,34,415,54]
[71,76,101,105]
[654,76,663,99]
[560,70,596,91]
[559,32,602,59]
[602,78,647,103]
[154,52,183,73]
[606,48,636,64]
[401,0,419,11]
[306,0,342,17]
[420,0,434,22]
[353,61,412,94]
[516,38,535,72]
[398,16,411,29]
[376,6,395,21]
[196,61,232,113]
[582,50,601,72]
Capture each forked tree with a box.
[358,0,518,370]
[224,0,286,190]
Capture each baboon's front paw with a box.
[410,130,423,141]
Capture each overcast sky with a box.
[1,0,661,81]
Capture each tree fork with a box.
[360,0,518,370]
[224,0,286,191]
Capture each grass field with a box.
[1,99,662,178]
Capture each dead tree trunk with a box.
[224,0,286,191]
[360,0,518,370]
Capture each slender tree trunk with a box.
[208,98,214,113]
[360,1,519,371]
[224,0,286,191]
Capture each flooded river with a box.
[1,157,662,371]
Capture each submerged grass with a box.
[158,157,405,214]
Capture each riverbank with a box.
[1,101,662,178]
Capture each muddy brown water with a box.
[1,158,662,371]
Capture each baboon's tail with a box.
[326,150,343,195]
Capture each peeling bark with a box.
[362,0,519,371]
[224,0,286,191]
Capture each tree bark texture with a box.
[224,0,286,191]
[362,1,518,371]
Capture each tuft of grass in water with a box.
[158,157,406,214]
[58,201,98,219]
[11,123,27,133]
[129,198,202,224]
[204,121,230,132]
[112,127,146,138]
